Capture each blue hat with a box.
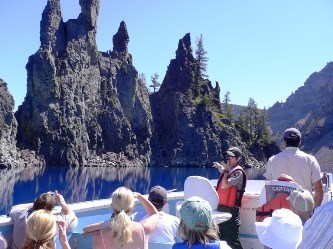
[180,196,212,231]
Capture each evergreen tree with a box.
[195,34,209,80]
[237,98,273,146]
[256,107,272,143]
[222,91,234,121]
[138,73,146,85]
[149,73,161,92]
[247,97,258,139]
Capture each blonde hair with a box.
[23,210,56,249]
[109,187,135,247]
[178,219,219,248]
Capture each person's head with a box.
[32,193,55,211]
[110,187,135,247]
[255,208,302,249]
[283,128,301,147]
[0,234,7,249]
[224,146,242,168]
[23,210,56,249]
[111,187,135,214]
[178,196,219,247]
[287,189,314,220]
[148,185,167,211]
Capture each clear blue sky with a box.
[1,0,333,110]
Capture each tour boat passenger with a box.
[255,208,302,249]
[83,187,159,249]
[23,209,70,249]
[287,188,314,225]
[132,185,180,243]
[172,196,231,249]
[10,191,77,249]
[298,202,333,249]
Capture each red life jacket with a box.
[256,176,300,222]
[216,167,247,208]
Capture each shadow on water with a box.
[0,166,266,215]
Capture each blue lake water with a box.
[0,166,266,215]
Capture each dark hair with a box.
[148,199,164,211]
[32,193,55,211]
[284,137,300,147]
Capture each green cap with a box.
[226,147,242,158]
[180,196,212,231]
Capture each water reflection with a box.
[0,166,265,215]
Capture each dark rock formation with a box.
[268,62,333,169]
[0,79,17,167]
[149,34,260,167]
[0,79,44,168]
[13,0,272,168]
[15,0,152,167]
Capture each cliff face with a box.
[268,62,333,169]
[13,0,268,167]
[150,34,259,167]
[15,0,152,167]
[0,79,17,167]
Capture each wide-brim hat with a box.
[255,209,302,249]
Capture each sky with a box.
[1,0,333,110]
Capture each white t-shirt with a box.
[133,210,180,243]
[264,147,322,193]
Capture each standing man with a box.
[264,127,323,208]
[213,146,246,249]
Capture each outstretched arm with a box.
[83,221,104,234]
[54,191,75,216]
[57,220,71,249]
[313,179,324,209]
[134,192,159,234]
[134,193,158,215]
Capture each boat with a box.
[1,173,332,249]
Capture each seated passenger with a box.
[132,185,180,243]
[256,174,301,222]
[10,191,77,249]
[298,202,333,249]
[172,196,231,249]
[255,208,302,249]
[23,209,70,249]
[0,234,7,249]
[83,187,159,249]
[287,189,314,225]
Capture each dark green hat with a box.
[226,147,242,158]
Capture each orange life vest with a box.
[255,176,299,222]
[216,167,247,208]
